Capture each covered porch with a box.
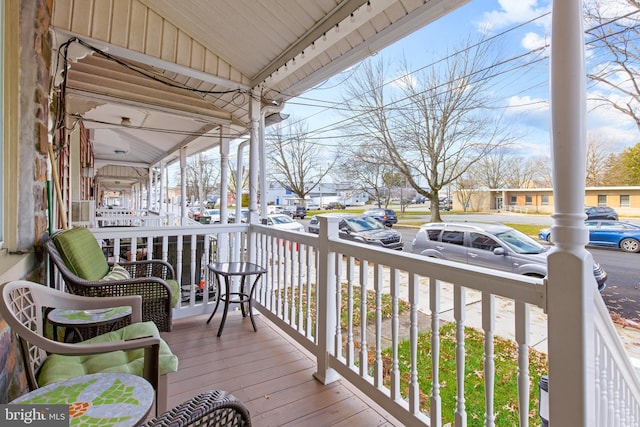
[4,0,640,425]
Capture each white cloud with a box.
[476,0,551,33]
[521,32,547,51]
[507,95,548,116]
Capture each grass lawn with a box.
[292,284,548,426]
[380,322,548,426]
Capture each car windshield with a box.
[344,216,384,232]
[207,209,219,215]
[270,215,294,225]
[495,229,546,254]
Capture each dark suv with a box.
[308,214,403,250]
[284,205,306,219]
[363,208,398,227]
[585,206,618,220]
[324,202,345,210]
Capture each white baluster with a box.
[483,292,495,427]
[430,278,441,425]
[454,284,467,427]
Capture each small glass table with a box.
[10,373,154,426]
[47,306,132,342]
[206,262,267,337]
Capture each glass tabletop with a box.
[48,306,132,325]
[208,262,267,276]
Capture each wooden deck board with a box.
[162,312,401,426]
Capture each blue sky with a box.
[279,0,640,159]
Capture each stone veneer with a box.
[0,0,52,403]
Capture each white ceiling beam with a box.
[54,29,251,91]
[251,0,369,86]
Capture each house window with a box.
[510,195,517,205]
[597,195,607,206]
[541,195,549,205]
[620,195,630,208]
[525,195,532,205]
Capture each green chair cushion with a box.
[37,321,178,387]
[53,227,109,281]
[167,279,180,307]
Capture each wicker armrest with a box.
[142,390,251,427]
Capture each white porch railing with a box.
[60,219,640,426]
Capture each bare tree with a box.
[585,0,640,132]
[473,148,511,189]
[532,156,553,187]
[341,37,512,222]
[337,147,393,207]
[503,157,538,188]
[267,119,334,203]
[586,132,614,186]
[179,154,220,202]
[228,163,249,203]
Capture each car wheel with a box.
[620,238,640,253]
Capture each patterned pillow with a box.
[100,264,131,281]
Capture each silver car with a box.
[411,222,607,290]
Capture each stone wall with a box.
[0,0,53,403]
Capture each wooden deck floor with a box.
[162,311,400,427]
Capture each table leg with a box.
[216,276,232,337]
[206,273,222,324]
[239,275,248,318]
[247,274,263,332]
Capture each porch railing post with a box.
[548,0,596,425]
[313,215,340,384]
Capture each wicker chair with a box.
[44,228,179,332]
[0,280,179,415]
[142,390,251,426]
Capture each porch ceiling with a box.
[51,0,469,190]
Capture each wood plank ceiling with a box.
[51,0,469,188]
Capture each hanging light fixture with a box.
[120,117,132,126]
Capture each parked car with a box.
[584,206,618,220]
[266,205,284,215]
[188,207,203,220]
[539,220,640,253]
[203,209,220,224]
[283,205,307,219]
[306,203,321,211]
[229,208,248,223]
[324,202,345,210]
[264,214,305,232]
[412,222,607,290]
[363,208,398,227]
[308,214,403,250]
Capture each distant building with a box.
[453,186,640,216]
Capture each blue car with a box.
[539,220,640,253]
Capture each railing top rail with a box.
[326,236,545,308]
[90,224,249,239]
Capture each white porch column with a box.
[248,87,261,262]
[180,147,188,225]
[159,162,165,215]
[547,1,595,426]
[219,125,230,225]
[148,168,154,211]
